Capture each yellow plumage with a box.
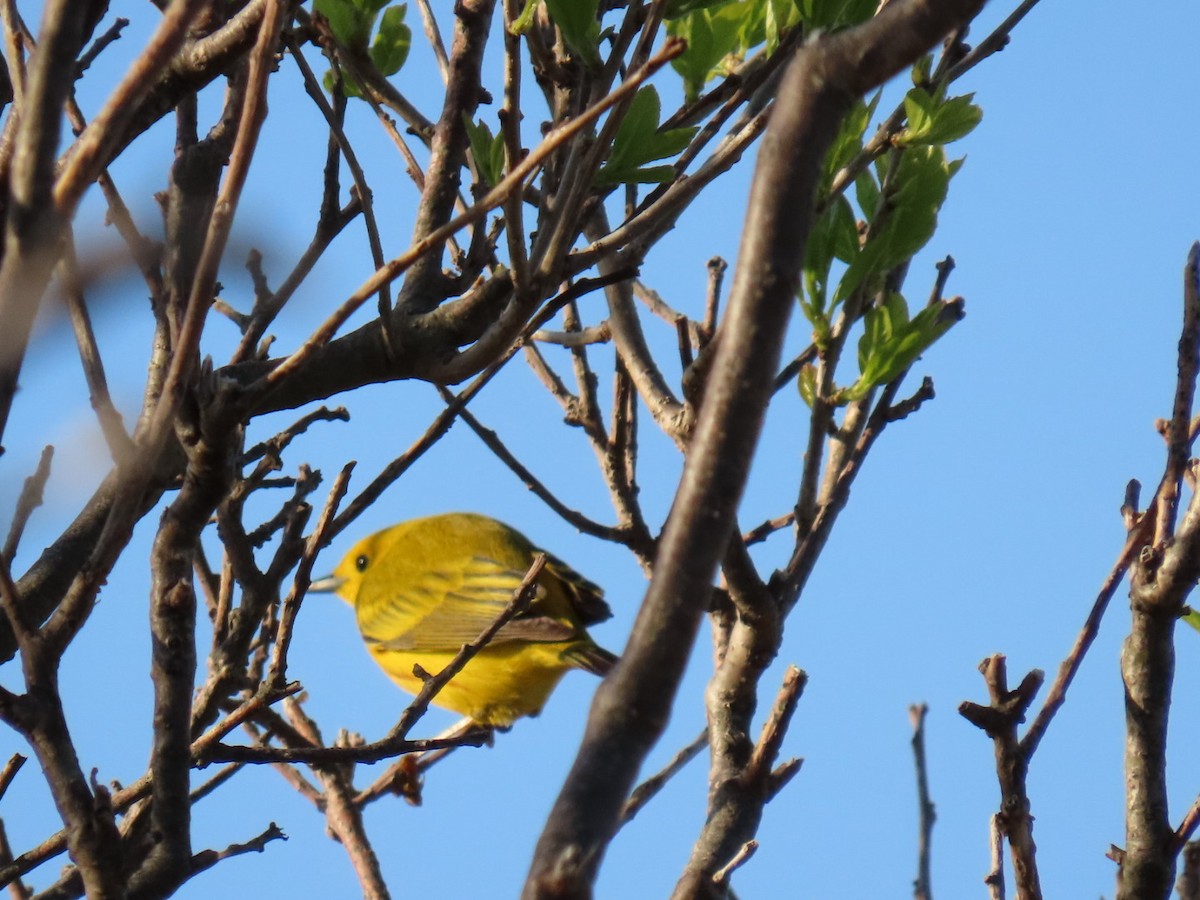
[310,513,617,727]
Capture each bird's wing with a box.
[542,551,611,625]
[364,555,578,652]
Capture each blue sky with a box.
[3,1,1200,897]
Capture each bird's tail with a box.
[565,643,618,676]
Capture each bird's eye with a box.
[355,554,370,572]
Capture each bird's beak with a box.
[308,574,346,594]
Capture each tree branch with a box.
[522,2,988,895]
[1117,244,1200,899]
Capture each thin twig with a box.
[265,465,353,687]
[355,717,487,806]
[438,389,627,543]
[297,6,433,140]
[275,36,391,336]
[746,666,806,786]
[189,822,288,875]
[60,237,133,462]
[192,685,304,759]
[927,255,955,306]
[711,840,757,888]
[329,269,634,539]
[620,729,708,826]
[1155,245,1200,543]
[414,0,449,82]
[385,554,547,740]
[1020,488,1152,758]
[532,323,612,347]
[499,0,528,290]
[703,257,725,340]
[2,446,52,567]
[741,512,795,548]
[189,762,244,805]
[0,0,25,106]
[0,753,25,802]
[1175,795,1200,853]
[76,16,128,75]
[946,0,1044,81]
[985,814,1006,900]
[910,703,935,900]
[0,820,31,900]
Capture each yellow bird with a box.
[309,512,618,727]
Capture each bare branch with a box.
[1115,245,1200,898]
[985,814,1006,900]
[1020,484,1152,758]
[0,820,31,900]
[0,754,25,803]
[620,729,708,827]
[265,465,353,687]
[959,655,1043,899]
[439,388,628,543]
[2,445,51,567]
[910,703,935,900]
[1176,797,1200,854]
[710,840,757,891]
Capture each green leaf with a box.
[465,116,506,188]
[1184,608,1200,633]
[807,305,832,348]
[897,88,983,147]
[802,196,856,313]
[910,53,933,87]
[885,145,954,258]
[672,0,801,75]
[822,90,879,189]
[510,0,540,33]
[544,0,601,63]
[843,294,963,400]
[603,86,660,172]
[856,292,907,372]
[854,169,880,219]
[763,0,802,53]
[315,0,367,49]
[798,363,817,407]
[323,66,364,98]
[833,145,955,306]
[318,0,411,97]
[667,2,746,102]
[315,0,389,50]
[732,0,767,49]
[900,88,938,145]
[825,99,869,181]
[595,86,698,186]
[489,136,506,187]
[370,4,411,76]
[928,93,982,144]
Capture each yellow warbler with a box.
[309,512,617,727]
